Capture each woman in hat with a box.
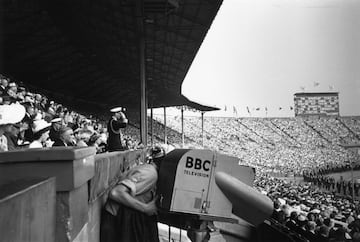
[29,119,51,148]
[0,104,26,151]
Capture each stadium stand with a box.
[2,72,360,241]
[151,112,360,241]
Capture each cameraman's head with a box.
[147,145,166,169]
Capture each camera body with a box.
[157,149,273,227]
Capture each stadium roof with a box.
[0,0,221,114]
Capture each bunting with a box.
[233,106,238,116]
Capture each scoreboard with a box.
[294,92,339,117]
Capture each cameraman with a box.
[100,146,166,242]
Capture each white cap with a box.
[51,117,62,123]
[110,107,123,113]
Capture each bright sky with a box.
[181,0,360,117]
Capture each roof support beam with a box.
[136,0,148,145]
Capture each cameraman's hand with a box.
[145,196,158,216]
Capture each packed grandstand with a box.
[1,72,360,241]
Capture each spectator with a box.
[317,224,330,242]
[49,117,62,143]
[0,104,26,151]
[38,97,47,112]
[4,123,21,151]
[305,221,317,242]
[52,126,75,147]
[22,101,35,142]
[44,106,56,122]
[75,128,92,147]
[29,119,51,148]
[6,82,17,99]
[0,77,8,94]
[17,86,26,101]
[87,132,103,153]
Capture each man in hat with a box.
[17,86,26,101]
[4,122,23,150]
[0,77,8,94]
[49,117,62,143]
[107,107,128,152]
[22,100,35,142]
[101,146,165,242]
[6,82,17,99]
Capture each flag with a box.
[314,82,320,87]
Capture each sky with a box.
[181,0,360,117]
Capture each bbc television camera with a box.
[157,149,273,241]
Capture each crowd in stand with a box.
[0,74,141,153]
[154,114,360,176]
[3,72,360,240]
[256,174,360,241]
[151,112,360,241]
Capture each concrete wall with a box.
[0,177,56,242]
[0,147,146,242]
[73,149,146,242]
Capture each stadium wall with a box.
[0,148,146,242]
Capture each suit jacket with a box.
[22,113,34,142]
[52,139,67,147]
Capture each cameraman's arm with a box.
[110,184,157,216]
